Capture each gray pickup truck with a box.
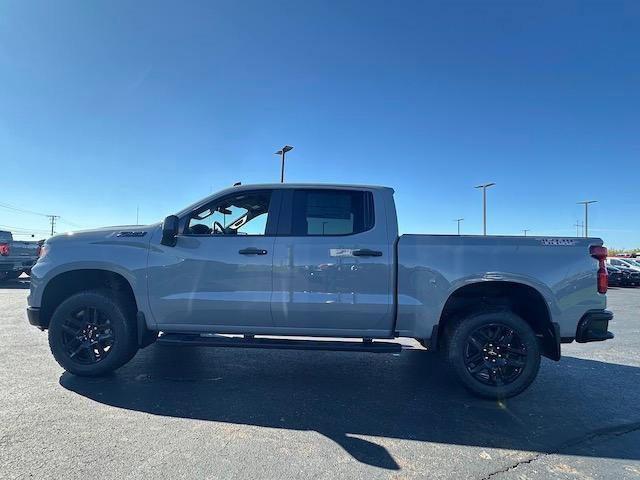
[27,183,613,398]
[0,230,40,282]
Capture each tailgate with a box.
[11,241,40,258]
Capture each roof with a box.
[228,182,392,191]
[176,183,393,216]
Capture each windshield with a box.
[623,259,640,268]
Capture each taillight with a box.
[0,242,9,256]
[590,245,608,294]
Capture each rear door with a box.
[271,188,394,337]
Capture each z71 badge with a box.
[539,238,577,246]
[116,231,147,238]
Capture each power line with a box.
[58,217,83,228]
[0,201,83,230]
[0,224,49,234]
[0,202,50,217]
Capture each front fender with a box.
[28,237,152,327]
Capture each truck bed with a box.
[395,234,605,339]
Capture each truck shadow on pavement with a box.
[60,346,640,470]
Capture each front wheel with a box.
[48,290,138,376]
[446,311,541,399]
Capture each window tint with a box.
[291,190,374,236]
[186,190,272,236]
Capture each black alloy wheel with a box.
[463,323,527,387]
[61,306,115,365]
[49,290,139,376]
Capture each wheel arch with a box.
[436,280,560,360]
[39,269,137,330]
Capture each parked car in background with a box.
[606,265,624,287]
[607,257,640,273]
[0,230,41,282]
[613,264,640,286]
[621,258,640,269]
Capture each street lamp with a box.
[474,182,495,236]
[577,200,597,237]
[274,145,294,183]
[454,218,464,235]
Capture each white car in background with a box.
[607,257,640,272]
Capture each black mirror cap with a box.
[161,215,179,247]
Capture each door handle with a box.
[238,248,268,255]
[352,249,383,257]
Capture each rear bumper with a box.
[575,309,614,343]
[27,307,46,330]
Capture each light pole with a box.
[577,200,597,237]
[454,218,464,235]
[474,182,495,235]
[274,145,294,183]
[523,229,530,236]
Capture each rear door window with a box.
[289,189,374,236]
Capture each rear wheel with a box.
[48,290,138,376]
[446,311,541,399]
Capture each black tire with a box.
[48,290,138,376]
[446,310,541,399]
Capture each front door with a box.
[147,189,277,332]
[271,188,394,337]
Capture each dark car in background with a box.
[0,230,41,282]
[613,264,640,287]
[607,265,624,287]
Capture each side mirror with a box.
[161,215,179,247]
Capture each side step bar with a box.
[158,333,402,354]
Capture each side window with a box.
[186,190,272,236]
[291,189,374,236]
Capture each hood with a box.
[46,223,161,245]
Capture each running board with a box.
[157,333,402,353]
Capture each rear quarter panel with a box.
[396,235,605,339]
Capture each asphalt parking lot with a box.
[1,280,639,480]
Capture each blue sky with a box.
[1,1,639,247]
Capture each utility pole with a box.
[523,229,530,236]
[574,221,584,237]
[136,206,140,225]
[274,145,294,183]
[474,182,496,235]
[577,200,597,237]
[47,215,60,236]
[454,218,464,235]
